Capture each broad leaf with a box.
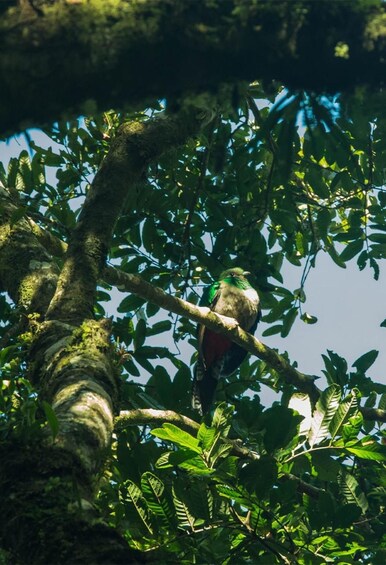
[352,350,379,373]
[151,424,201,453]
[338,471,369,513]
[329,393,358,439]
[141,472,174,526]
[345,439,386,461]
[308,385,341,447]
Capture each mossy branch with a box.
[116,408,326,498]
[116,408,200,434]
[2,0,386,134]
[46,111,204,324]
[23,209,386,423]
[104,266,386,423]
[104,267,319,398]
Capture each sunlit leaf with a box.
[329,393,358,439]
[308,385,341,447]
[151,424,201,453]
[338,471,369,513]
[345,439,386,461]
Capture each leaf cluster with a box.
[1,84,386,562]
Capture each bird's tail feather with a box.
[192,360,222,415]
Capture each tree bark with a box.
[1,0,386,135]
[0,110,204,563]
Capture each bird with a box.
[192,267,261,415]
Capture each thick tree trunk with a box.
[1,0,386,135]
[0,110,203,563]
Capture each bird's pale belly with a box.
[213,285,259,329]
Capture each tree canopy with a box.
[1,1,386,564]
[3,0,386,134]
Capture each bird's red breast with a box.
[201,329,232,368]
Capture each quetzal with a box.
[192,267,261,415]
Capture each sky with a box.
[0,126,385,399]
[262,252,385,382]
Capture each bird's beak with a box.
[243,271,251,276]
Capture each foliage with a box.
[1,85,386,563]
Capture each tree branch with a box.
[46,110,204,324]
[0,184,59,315]
[117,409,328,499]
[104,267,320,401]
[104,266,386,423]
[116,408,200,434]
[2,0,386,135]
[117,408,259,461]
[23,212,386,424]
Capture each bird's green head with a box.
[219,267,252,289]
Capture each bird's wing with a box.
[221,304,261,376]
[197,281,221,368]
[199,280,220,307]
[250,304,262,334]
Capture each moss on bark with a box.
[1,0,386,134]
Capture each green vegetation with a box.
[1,90,385,563]
[1,1,386,562]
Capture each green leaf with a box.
[316,208,332,241]
[176,455,213,474]
[338,471,368,512]
[352,350,379,373]
[197,424,217,451]
[142,218,158,253]
[134,318,147,350]
[151,424,201,453]
[312,451,341,482]
[322,350,348,387]
[177,479,213,522]
[379,392,386,411]
[333,504,362,529]
[327,244,347,269]
[211,402,233,436]
[207,440,232,467]
[329,393,358,439]
[301,312,318,325]
[342,411,363,441]
[339,239,364,261]
[306,167,330,198]
[280,307,297,338]
[238,456,278,499]
[345,439,386,461]
[216,484,249,506]
[368,233,386,244]
[156,448,211,474]
[117,294,145,313]
[43,148,64,167]
[140,472,174,526]
[172,480,197,529]
[147,320,172,336]
[308,385,341,447]
[288,393,312,436]
[262,324,282,337]
[365,391,377,408]
[41,400,59,439]
[122,480,153,534]
[215,456,239,480]
[262,405,302,453]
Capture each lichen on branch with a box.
[46,110,206,324]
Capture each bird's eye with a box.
[230,272,235,277]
